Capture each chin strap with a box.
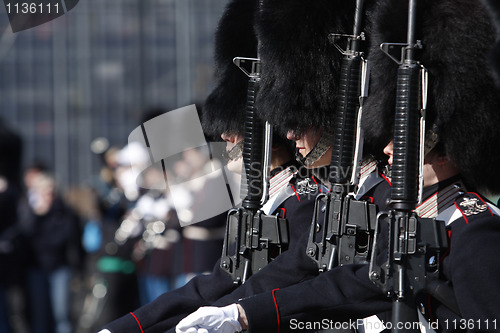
[297,131,334,166]
[423,124,439,156]
[224,140,244,161]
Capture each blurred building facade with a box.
[0,0,227,188]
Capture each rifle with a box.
[368,0,459,331]
[220,57,289,284]
[306,0,377,272]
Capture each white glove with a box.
[176,304,243,333]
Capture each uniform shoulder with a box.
[452,192,500,225]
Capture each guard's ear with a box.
[435,155,451,167]
[425,150,452,168]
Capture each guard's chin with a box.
[227,156,243,175]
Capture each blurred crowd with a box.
[0,111,226,333]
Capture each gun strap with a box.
[226,141,244,161]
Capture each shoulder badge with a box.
[455,193,494,224]
[295,178,318,195]
[457,194,489,216]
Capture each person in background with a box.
[98,0,325,332]
[131,163,183,305]
[18,168,82,333]
[76,140,142,332]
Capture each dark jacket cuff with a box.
[102,312,143,333]
[238,290,280,333]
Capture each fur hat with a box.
[481,0,500,84]
[254,0,365,136]
[482,0,500,32]
[201,0,258,139]
[362,0,500,193]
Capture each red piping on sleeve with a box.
[130,312,145,333]
[272,288,281,333]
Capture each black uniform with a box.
[159,167,391,333]
[101,164,323,333]
[209,166,391,307]
[235,180,500,333]
[420,192,500,332]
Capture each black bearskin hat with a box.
[201,0,258,140]
[481,0,500,84]
[362,0,500,194]
[254,0,363,136]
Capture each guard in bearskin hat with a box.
[200,0,257,142]
[363,0,500,196]
[252,0,392,274]
[362,0,500,328]
[253,0,388,185]
[255,0,358,168]
[201,0,322,284]
[175,1,500,332]
[99,1,322,332]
